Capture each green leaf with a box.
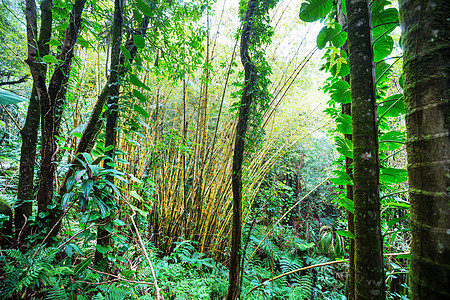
[377,94,405,118]
[81,179,94,199]
[136,0,153,17]
[74,257,92,277]
[371,7,399,38]
[62,192,74,211]
[329,79,350,104]
[134,104,150,118]
[77,36,90,48]
[133,89,147,103]
[296,242,315,251]
[299,0,333,22]
[387,215,409,227]
[330,170,352,185]
[338,197,354,214]
[133,34,145,49]
[380,167,408,184]
[65,244,74,257]
[385,202,410,209]
[129,74,150,91]
[120,45,131,59]
[336,137,353,159]
[375,61,390,83]
[379,130,405,151]
[336,114,352,135]
[133,9,143,24]
[336,230,354,239]
[42,54,59,64]
[96,244,111,254]
[0,88,27,105]
[374,35,394,62]
[130,190,144,202]
[47,38,61,47]
[113,219,126,226]
[317,23,347,49]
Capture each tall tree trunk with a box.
[15,0,53,243]
[346,0,385,299]
[227,0,257,299]
[399,1,450,298]
[58,16,150,199]
[26,0,86,236]
[337,2,354,299]
[94,0,123,265]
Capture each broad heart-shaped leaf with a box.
[329,79,350,104]
[375,60,390,84]
[134,104,150,118]
[330,170,353,186]
[374,35,394,62]
[380,167,408,184]
[136,0,153,17]
[379,130,405,151]
[317,23,347,49]
[336,136,353,159]
[336,114,352,135]
[0,88,27,105]
[378,94,405,118]
[133,35,145,49]
[371,7,399,38]
[299,0,333,22]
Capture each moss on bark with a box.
[400,0,450,298]
[346,0,385,298]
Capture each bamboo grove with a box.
[0,0,448,299]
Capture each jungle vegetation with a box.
[0,0,448,299]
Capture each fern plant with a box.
[0,247,62,299]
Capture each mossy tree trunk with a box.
[94,0,123,265]
[15,0,52,244]
[399,1,450,298]
[25,0,87,236]
[227,0,257,298]
[346,0,385,298]
[337,1,354,298]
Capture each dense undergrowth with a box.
[0,224,347,299]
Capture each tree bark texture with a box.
[94,0,123,265]
[337,1,354,298]
[399,1,450,298]
[16,0,53,241]
[227,0,257,299]
[58,16,150,199]
[26,0,86,234]
[346,0,385,299]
